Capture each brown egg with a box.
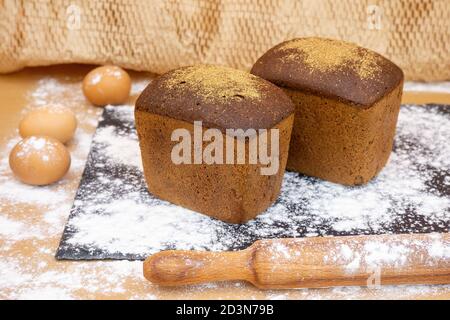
[82,65,131,106]
[19,106,77,144]
[9,136,71,186]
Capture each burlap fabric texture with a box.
[1,0,449,81]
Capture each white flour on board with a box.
[59,104,450,260]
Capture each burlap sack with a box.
[1,0,449,81]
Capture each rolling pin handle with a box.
[143,249,252,286]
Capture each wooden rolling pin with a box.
[143,233,450,289]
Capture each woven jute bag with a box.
[1,0,449,81]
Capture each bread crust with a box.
[251,38,404,185]
[135,112,294,223]
[251,37,404,107]
[136,65,294,131]
[135,65,295,223]
[284,82,403,185]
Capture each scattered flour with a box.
[1,76,449,299]
[363,242,410,268]
[340,244,354,260]
[55,103,449,296]
[0,257,144,300]
[428,239,450,259]
[270,242,292,260]
[131,80,151,96]
[67,200,226,254]
[0,77,144,299]
[94,125,143,169]
[403,81,450,93]
[261,234,449,282]
[0,215,44,240]
[60,105,449,262]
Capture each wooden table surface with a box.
[0,65,449,300]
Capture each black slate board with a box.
[56,104,450,260]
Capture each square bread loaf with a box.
[135,65,294,223]
[251,37,404,185]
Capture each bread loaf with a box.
[135,65,294,223]
[251,38,404,185]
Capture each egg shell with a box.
[19,106,77,144]
[9,136,71,186]
[82,65,131,106]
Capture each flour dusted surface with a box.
[58,104,449,260]
[0,75,156,299]
[1,74,449,299]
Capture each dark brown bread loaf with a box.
[251,37,404,185]
[135,65,294,223]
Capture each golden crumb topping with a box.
[280,38,381,79]
[163,65,262,101]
